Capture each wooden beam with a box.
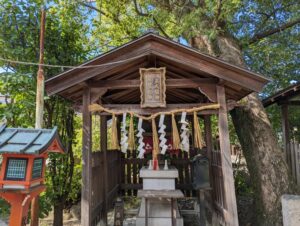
[150,42,267,92]
[217,85,238,226]
[199,84,217,102]
[81,87,92,226]
[46,48,149,95]
[100,115,108,225]
[278,100,300,106]
[89,78,217,89]
[90,88,107,103]
[204,115,213,186]
[281,104,291,169]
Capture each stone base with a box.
[282,194,300,226]
[136,198,183,226]
[136,217,184,226]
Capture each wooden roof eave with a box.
[263,82,300,107]
[45,33,270,101]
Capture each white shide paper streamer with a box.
[120,112,128,153]
[158,114,168,155]
[180,112,189,152]
[137,118,146,158]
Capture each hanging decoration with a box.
[111,114,120,150]
[152,118,160,170]
[137,118,146,159]
[120,113,128,153]
[89,103,220,154]
[193,111,204,149]
[180,112,189,152]
[158,114,168,155]
[128,113,135,151]
[172,113,180,150]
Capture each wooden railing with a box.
[289,141,300,185]
[91,151,122,226]
[120,149,198,197]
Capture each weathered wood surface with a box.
[217,85,238,226]
[91,151,121,226]
[100,115,108,225]
[45,33,269,103]
[290,142,300,185]
[82,87,92,226]
[281,104,291,170]
[89,78,217,89]
[120,150,197,197]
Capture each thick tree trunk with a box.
[191,34,295,225]
[231,94,294,226]
[53,202,64,226]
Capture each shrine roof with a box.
[0,124,65,155]
[263,82,300,107]
[45,32,270,105]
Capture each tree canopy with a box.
[0,0,299,225]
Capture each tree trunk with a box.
[53,202,64,226]
[231,94,295,226]
[191,34,295,225]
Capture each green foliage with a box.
[0,72,35,127]
[0,0,91,220]
[235,168,253,196]
[0,198,10,219]
[0,0,299,223]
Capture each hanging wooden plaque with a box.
[140,67,166,108]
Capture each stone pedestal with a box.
[136,167,184,226]
[282,194,300,226]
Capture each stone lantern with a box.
[0,124,65,226]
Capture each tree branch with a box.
[78,1,108,17]
[249,18,300,44]
[132,0,170,38]
[133,0,149,16]
[152,17,170,38]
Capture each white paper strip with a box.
[120,113,128,153]
[180,112,189,152]
[159,114,165,127]
[158,114,168,155]
[137,118,146,158]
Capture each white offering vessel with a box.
[164,160,169,170]
[148,160,153,170]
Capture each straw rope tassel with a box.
[172,113,180,150]
[152,118,160,159]
[128,113,135,151]
[111,114,120,150]
[193,111,204,149]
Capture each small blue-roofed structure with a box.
[0,124,65,226]
[0,124,64,155]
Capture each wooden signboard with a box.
[140,67,166,108]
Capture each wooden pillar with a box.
[101,115,108,225]
[217,85,238,226]
[204,115,213,165]
[82,87,92,226]
[204,115,214,198]
[281,104,291,169]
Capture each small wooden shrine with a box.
[0,124,64,226]
[45,32,270,226]
[263,82,300,184]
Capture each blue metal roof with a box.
[0,124,64,155]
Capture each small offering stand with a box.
[0,124,64,226]
[136,164,184,226]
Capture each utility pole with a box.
[31,8,46,226]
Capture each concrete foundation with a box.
[282,194,300,226]
[136,167,184,226]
